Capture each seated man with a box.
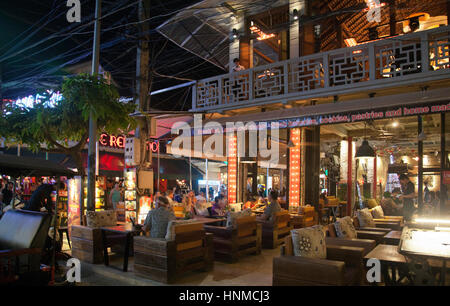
[143,196,175,238]
[257,190,281,223]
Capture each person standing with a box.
[2,182,14,206]
[108,182,122,211]
[398,174,416,221]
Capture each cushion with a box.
[165,219,198,241]
[312,224,327,237]
[226,209,252,229]
[367,199,379,209]
[357,208,376,227]
[334,216,357,239]
[370,206,385,219]
[86,210,117,228]
[291,227,327,259]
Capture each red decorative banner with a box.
[289,128,301,208]
[227,135,238,204]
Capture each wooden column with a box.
[389,0,397,36]
[373,155,377,199]
[347,137,353,216]
[440,112,446,215]
[418,116,424,212]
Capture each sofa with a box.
[273,234,366,286]
[133,222,214,283]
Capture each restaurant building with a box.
[158,0,450,215]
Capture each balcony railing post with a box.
[192,84,197,111]
[284,61,289,94]
[218,77,223,106]
[323,53,329,88]
[420,32,430,73]
[368,43,376,81]
[249,69,254,101]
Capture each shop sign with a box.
[227,136,237,204]
[288,129,301,207]
[285,102,450,128]
[99,133,160,152]
[67,176,82,236]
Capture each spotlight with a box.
[293,9,299,21]
[409,16,420,32]
[232,28,238,39]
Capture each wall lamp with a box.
[232,28,239,40]
[293,9,299,21]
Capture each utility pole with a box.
[87,0,102,212]
[135,0,151,168]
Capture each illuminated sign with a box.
[98,133,160,152]
[289,128,301,208]
[227,135,238,204]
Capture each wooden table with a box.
[365,244,408,285]
[101,224,142,272]
[384,230,402,245]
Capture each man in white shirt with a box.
[231,58,245,72]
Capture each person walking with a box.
[108,182,122,211]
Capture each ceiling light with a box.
[392,121,399,128]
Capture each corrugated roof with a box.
[157,0,289,69]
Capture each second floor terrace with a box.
[193,25,450,112]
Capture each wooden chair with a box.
[71,225,104,264]
[133,222,214,283]
[261,211,293,249]
[204,215,262,262]
[273,235,366,286]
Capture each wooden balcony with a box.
[193,26,450,112]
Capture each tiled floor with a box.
[74,248,279,286]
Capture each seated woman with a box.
[210,194,228,217]
[143,196,175,238]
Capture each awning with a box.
[0,153,76,177]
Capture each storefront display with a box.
[124,168,138,223]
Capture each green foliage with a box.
[0,74,136,173]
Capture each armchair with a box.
[204,215,261,262]
[134,222,214,283]
[260,211,293,249]
[0,210,51,284]
[273,235,366,286]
